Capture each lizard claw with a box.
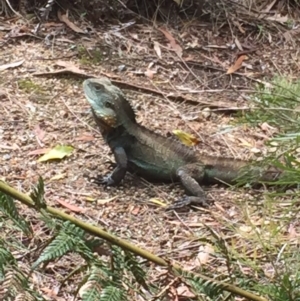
[166,196,210,210]
[90,174,116,186]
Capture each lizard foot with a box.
[89,174,116,186]
[166,196,210,210]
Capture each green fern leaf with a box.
[29,176,46,209]
[187,274,224,299]
[32,222,83,269]
[124,251,147,289]
[80,281,102,301]
[100,286,127,301]
[0,241,16,279]
[87,263,111,284]
[0,193,32,236]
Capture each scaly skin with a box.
[83,77,282,209]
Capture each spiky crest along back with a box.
[105,81,137,123]
[114,93,137,124]
[97,78,199,162]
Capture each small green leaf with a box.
[38,145,74,162]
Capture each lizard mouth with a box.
[92,110,117,128]
[101,116,117,127]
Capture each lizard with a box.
[83,77,282,209]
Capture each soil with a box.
[1,10,300,299]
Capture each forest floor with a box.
[1,6,300,300]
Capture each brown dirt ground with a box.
[1,12,300,299]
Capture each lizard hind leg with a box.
[167,164,210,210]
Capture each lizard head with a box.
[83,78,136,129]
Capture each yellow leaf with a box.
[38,145,74,162]
[149,198,167,207]
[238,138,252,148]
[50,173,66,181]
[173,130,200,146]
[85,197,97,202]
[97,196,118,205]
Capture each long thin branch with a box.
[0,180,268,301]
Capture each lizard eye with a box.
[104,101,114,109]
[93,83,104,92]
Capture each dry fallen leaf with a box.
[239,225,253,233]
[176,285,196,298]
[227,55,247,74]
[33,61,88,77]
[158,27,183,57]
[97,195,118,205]
[250,147,261,154]
[144,69,156,79]
[0,59,24,71]
[34,125,46,142]
[153,41,162,58]
[55,60,83,73]
[131,207,140,215]
[234,37,243,51]
[266,14,288,24]
[237,138,252,148]
[149,198,167,207]
[288,223,298,239]
[56,199,85,213]
[50,173,67,181]
[195,244,214,265]
[129,32,139,40]
[57,10,85,33]
[75,134,95,141]
[28,148,51,156]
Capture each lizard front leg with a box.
[96,146,128,186]
[167,163,210,209]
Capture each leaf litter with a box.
[1,5,300,298]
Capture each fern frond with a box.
[79,280,102,301]
[0,240,16,278]
[38,213,61,232]
[1,265,46,301]
[1,267,28,298]
[62,221,85,238]
[124,251,147,289]
[62,222,98,261]
[87,263,111,284]
[32,222,83,269]
[14,291,36,301]
[75,242,97,262]
[191,277,225,299]
[179,270,225,299]
[100,286,127,301]
[78,264,118,301]
[0,193,31,236]
[29,177,46,209]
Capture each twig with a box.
[0,180,270,301]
